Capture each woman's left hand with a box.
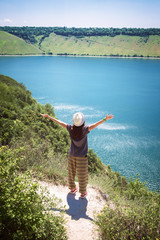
[105,114,114,120]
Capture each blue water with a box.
[0,56,160,191]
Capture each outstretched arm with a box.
[88,114,113,131]
[40,114,67,129]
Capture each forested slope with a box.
[0,74,70,154]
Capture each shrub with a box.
[96,198,160,240]
[0,146,67,240]
[87,149,104,173]
[105,165,128,190]
[124,174,154,200]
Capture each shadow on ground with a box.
[51,193,93,221]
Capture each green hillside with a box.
[0,74,102,176]
[40,33,160,57]
[0,31,42,55]
[0,27,160,57]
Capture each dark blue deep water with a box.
[0,56,160,191]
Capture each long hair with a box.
[70,123,85,140]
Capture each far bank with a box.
[0,53,160,59]
[1,28,160,57]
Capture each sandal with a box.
[80,192,88,198]
[69,187,78,194]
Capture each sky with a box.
[0,0,160,28]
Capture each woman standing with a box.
[40,112,113,198]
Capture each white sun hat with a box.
[73,112,85,127]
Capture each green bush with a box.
[104,165,128,191]
[96,198,160,240]
[87,149,104,173]
[0,146,67,240]
[123,174,154,201]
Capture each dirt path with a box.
[39,181,107,240]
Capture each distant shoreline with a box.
[0,54,160,60]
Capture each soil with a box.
[39,181,107,240]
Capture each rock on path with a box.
[39,181,107,240]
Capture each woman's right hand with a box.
[40,113,49,118]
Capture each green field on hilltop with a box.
[0,31,43,55]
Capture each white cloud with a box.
[0,18,13,26]
[4,18,12,23]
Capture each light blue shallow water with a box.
[0,56,160,191]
